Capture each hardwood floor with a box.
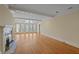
[14,32,79,54]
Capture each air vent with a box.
[68,7,72,10]
[56,11,59,13]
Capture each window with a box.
[15,19,40,33]
[16,24,20,32]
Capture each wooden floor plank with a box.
[14,33,79,54]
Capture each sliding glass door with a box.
[15,20,40,33]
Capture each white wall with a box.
[0,26,4,53]
[0,5,14,53]
[40,10,79,48]
[0,5,14,26]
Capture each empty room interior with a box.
[0,4,79,54]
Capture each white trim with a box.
[41,32,64,42]
[41,32,79,48]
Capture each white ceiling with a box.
[8,4,79,20]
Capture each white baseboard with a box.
[41,32,65,42]
[41,32,79,48]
